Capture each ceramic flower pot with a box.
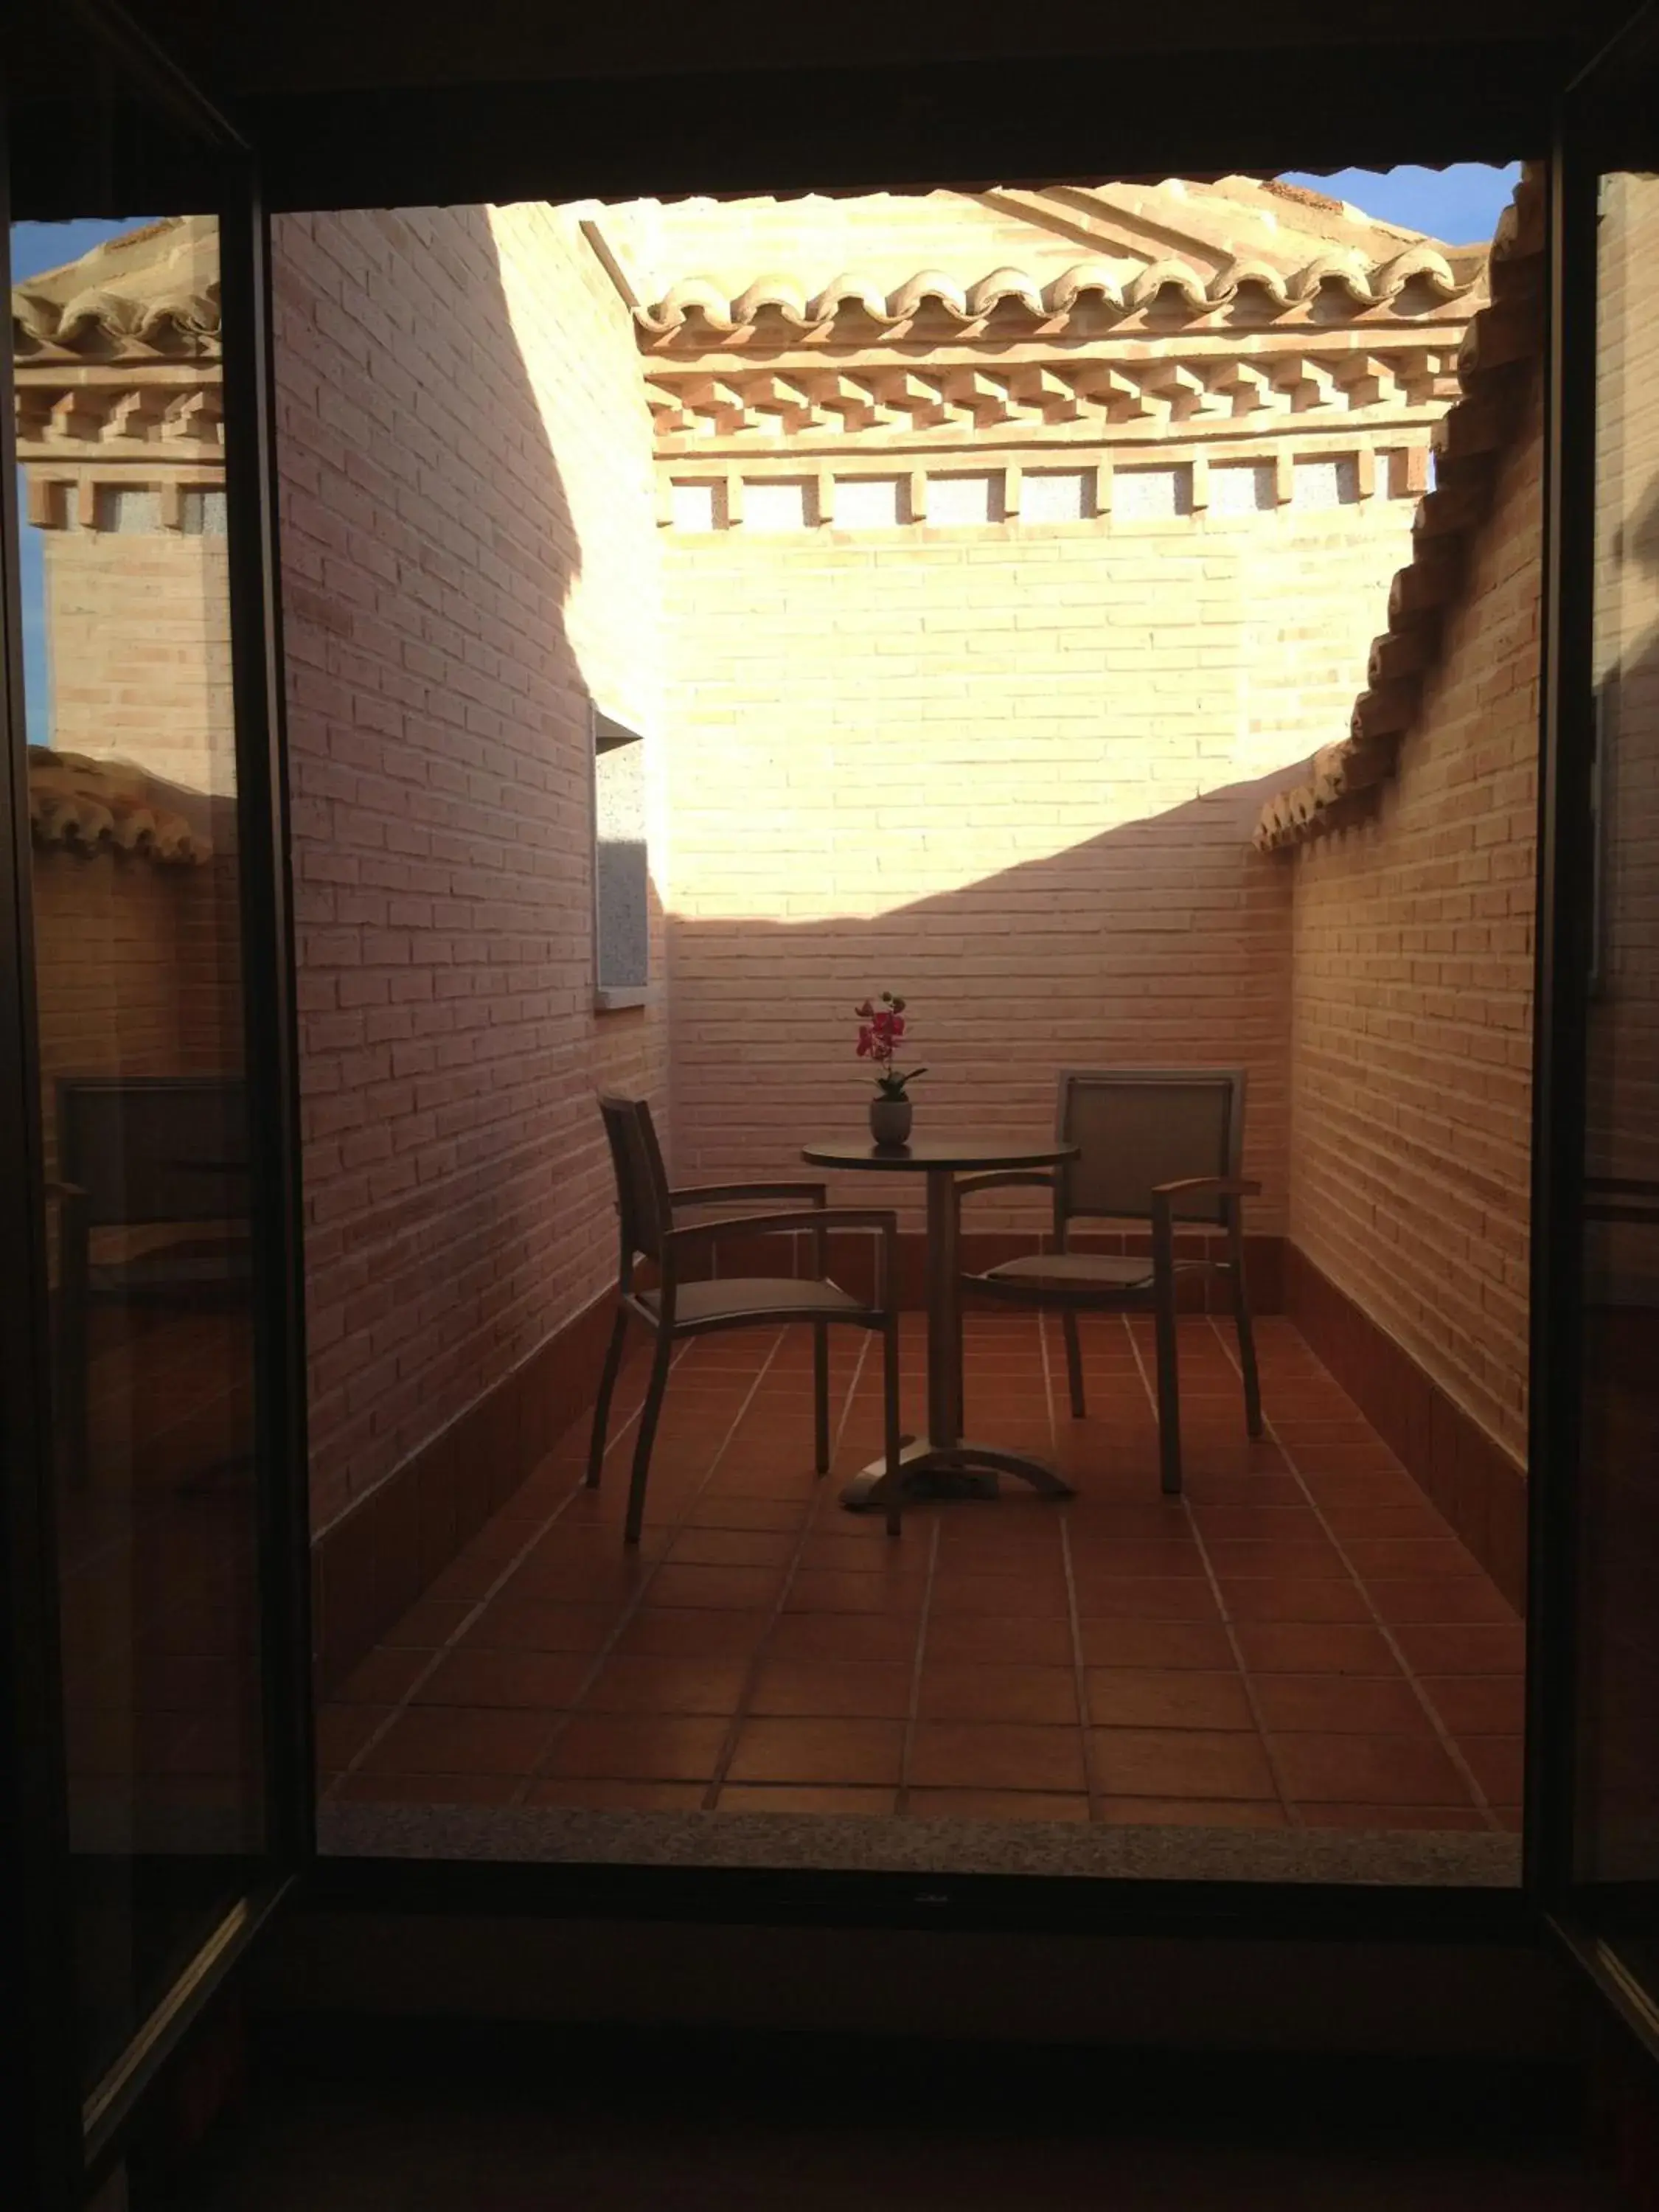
[869,1096,913,1147]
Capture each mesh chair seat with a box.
[975,1251,1157,1298]
[639,1276,865,1325]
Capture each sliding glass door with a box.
[0,10,310,2202]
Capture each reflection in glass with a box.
[13,212,265,2090]
[1579,171,1659,1891]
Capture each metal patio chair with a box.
[959,1068,1262,1495]
[587,1094,905,1544]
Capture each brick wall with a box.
[1287,380,1542,1465]
[44,522,235,795]
[274,203,665,1535]
[663,478,1418,1235]
[1589,173,1659,1279]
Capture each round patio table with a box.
[801,1135,1080,1512]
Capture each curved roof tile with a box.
[636,245,1480,340]
[28,750,212,866]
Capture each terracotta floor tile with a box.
[748,1659,913,1719]
[1058,1503,1191,1540]
[539,1713,729,1782]
[796,1531,922,1576]
[1217,1578,1370,1624]
[616,1608,771,1659]
[1298,1472,1425,1507]
[361,1706,554,1775]
[785,1569,924,1615]
[316,1703,389,1770]
[413,1648,591,1709]
[1084,1669,1253,1731]
[908,1722,1087,1793]
[906,1789,1091,1822]
[1458,1734,1525,1804]
[1419,1675,1526,1736]
[522,1778,707,1811]
[666,1528,798,1571]
[1342,1537,1486,1579]
[331,1646,428,1705]
[645,1563,785,1613]
[1318,1503,1458,1540]
[334,1769,522,1805]
[465,1601,617,1653]
[925,1614,1075,1667]
[768,1613,920,1664]
[716,1784,897,1815]
[1095,1798,1285,1829]
[1065,1537,1204,1579]
[1249,1674,1432,1734]
[917,1664,1079,1727]
[928,1573,1068,1618]
[507,1554,650,1606]
[1180,1475,1308,1510]
[1268,1732,1470,1805]
[1230,1622,1400,1675]
[1202,1538,1347,1579]
[1392,1623,1528,1675]
[1187,1505,1326,1542]
[378,1598,476,1648]
[1296,1802,1489,1832]
[1077,1618,1234,1670]
[684,1497,805,1533]
[725,1717,905,1787]
[1071,1577,1220,1622]
[580,1657,751,1714]
[1364,1579,1516,1626]
[1088,1728,1276,1801]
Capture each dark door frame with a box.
[0,4,314,2202]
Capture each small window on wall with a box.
[593,709,649,1010]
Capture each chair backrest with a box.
[58,1077,248,1228]
[597,1093,673,1269]
[1055,1068,1246,1228]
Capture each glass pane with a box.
[1577,167,1659,1910]
[13,205,267,2091]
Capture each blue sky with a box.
[1279,164,1520,247]
[13,218,156,742]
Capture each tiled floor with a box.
[319,1312,1526,1834]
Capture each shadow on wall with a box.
[664,764,1305,1254]
[277,203,667,1534]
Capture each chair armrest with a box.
[1150,1178,1261,1259]
[956,1171,1056,1200]
[44,1180,86,1202]
[670,1181,827,1208]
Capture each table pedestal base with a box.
[840,1437,1075,1512]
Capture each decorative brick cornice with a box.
[646,332,1469,456]
[14,364,225,472]
[1253,165,1546,855]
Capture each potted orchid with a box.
[856,990,926,1147]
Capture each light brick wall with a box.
[1287,382,1542,1464]
[274,204,665,1534]
[664,485,1418,1231]
[43,524,235,795]
[1589,173,1659,1286]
